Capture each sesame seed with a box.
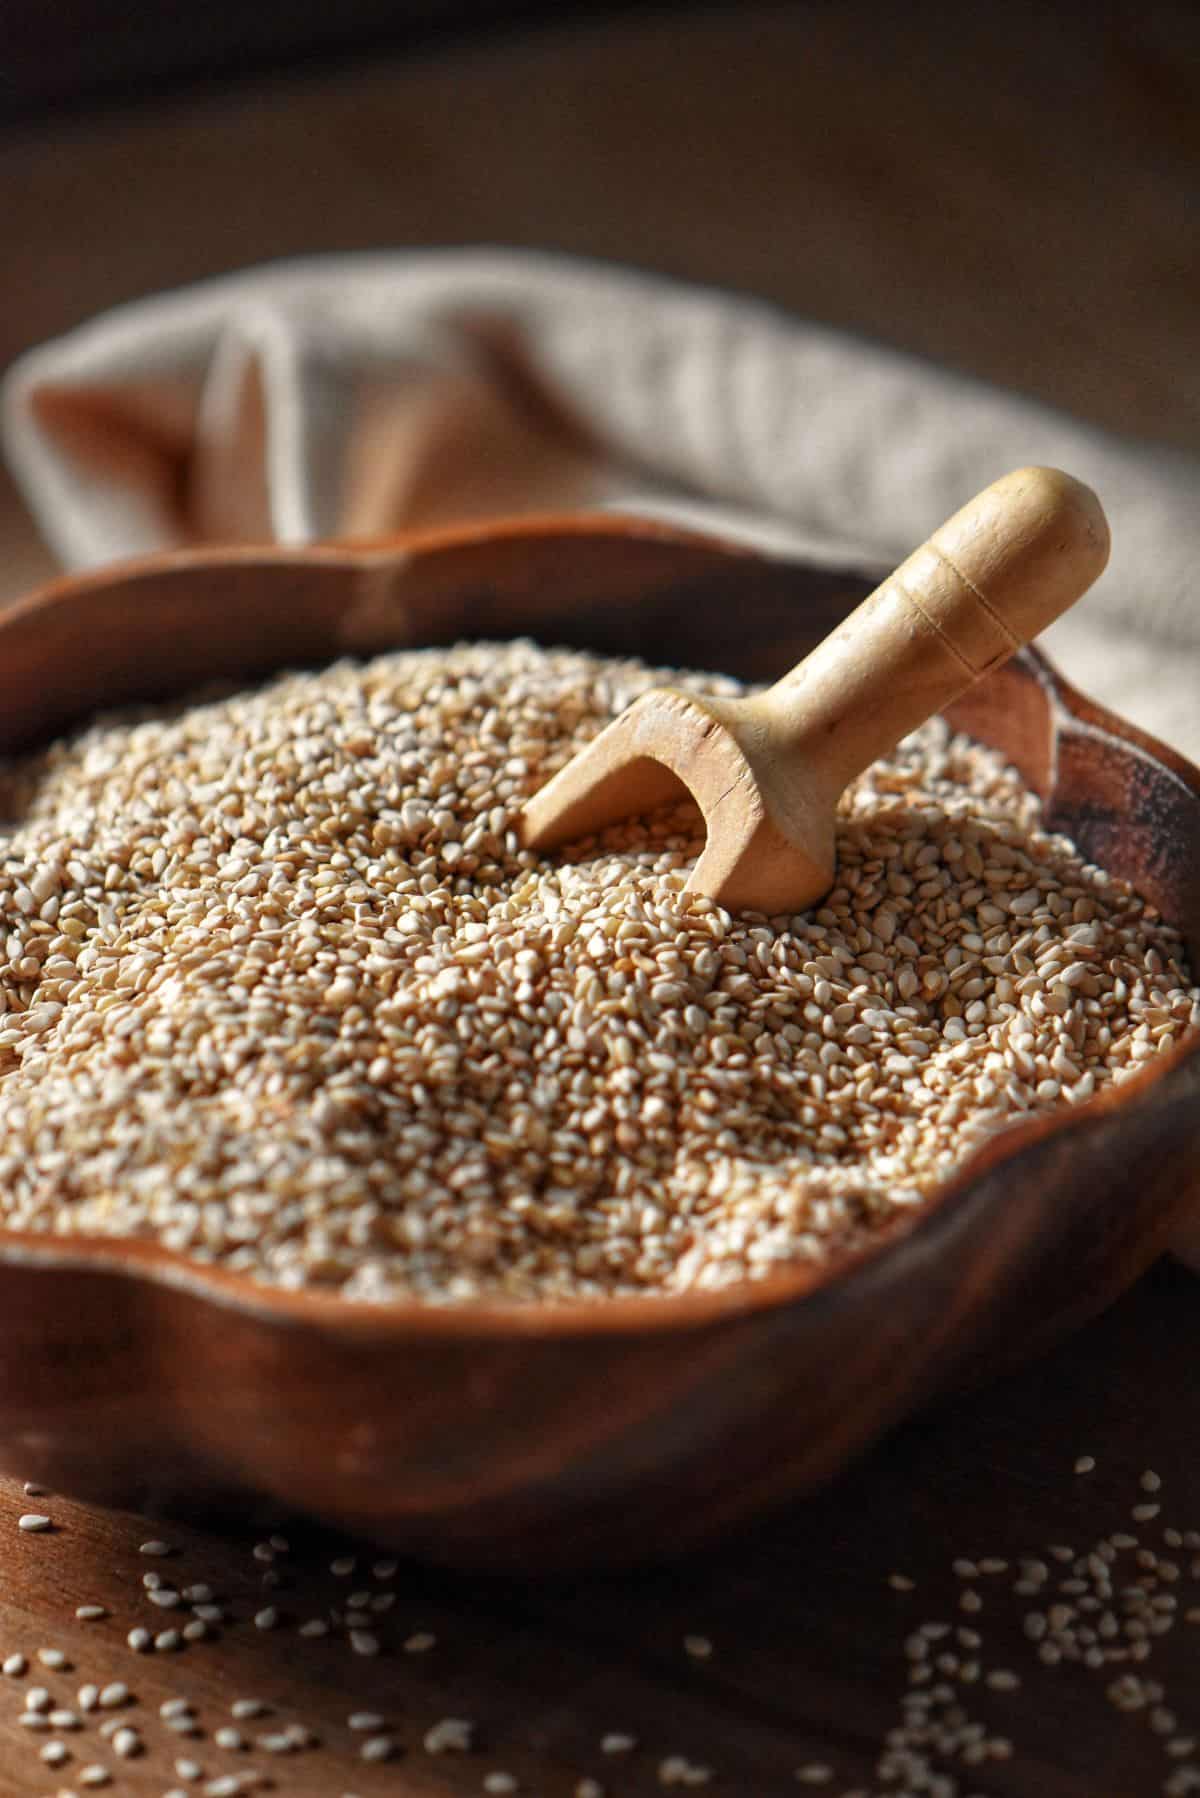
[795,1768,834,1786]
[41,1740,70,1765]
[1075,1455,1096,1474]
[683,1634,713,1659]
[26,1686,52,1711]
[888,1574,916,1591]
[155,1628,183,1651]
[231,1698,269,1719]
[215,1727,245,1751]
[349,1629,379,1657]
[79,1767,112,1787]
[139,1540,172,1556]
[576,1783,605,1798]
[98,1683,130,1708]
[49,1709,82,1729]
[361,1736,395,1762]
[75,1604,108,1621]
[348,1712,386,1730]
[3,1652,27,1675]
[113,1726,142,1757]
[253,1608,278,1631]
[0,645,1186,1305]
[18,1513,52,1532]
[601,1734,637,1755]
[484,1775,519,1793]
[425,1718,475,1754]
[403,1631,437,1653]
[177,1761,203,1781]
[38,1646,70,1669]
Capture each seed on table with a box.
[425,1718,475,1754]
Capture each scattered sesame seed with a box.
[38,1646,70,1669]
[888,1574,916,1592]
[139,1540,172,1557]
[360,1735,396,1762]
[348,1712,386,1731]
[601,1734,637,1755]
[98,1683,130,1708]
[425,1718,475,1754]
[3,1652,27,1675]
[403,1631,437,1653]
[349,1629,380,1657]
[214,1727,245,1751]
[75,1604,107,1621]
[40,1739,70,1765]
[112,1726,142,1758]
[126,1628,151,1652]
[1075,1455,1096,1474]
[231,1698,269,1719]
[253,1608,278,1631]
[484,1774,519,1794]
[155,1628,183,1652]
[683,1634,713,1659]
[18,1513,53,1532]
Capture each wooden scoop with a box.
[520,467,1111,914]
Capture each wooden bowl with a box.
[0,516,1197,1571]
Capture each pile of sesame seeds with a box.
[0,638,1193,1303]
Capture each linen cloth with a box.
[3,250,1199,1257]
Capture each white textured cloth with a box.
[3,251,1199,760]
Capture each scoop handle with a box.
[765,467,1110,793]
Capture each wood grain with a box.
[1,1261,1199,1795]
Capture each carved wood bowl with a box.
[0,516,1197,1571]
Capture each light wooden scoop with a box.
[520,467,1110,914]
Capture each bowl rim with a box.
[0,530,1197,1341]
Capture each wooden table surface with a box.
[1,1258,1197,1798]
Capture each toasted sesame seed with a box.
[0,645,1187,1305]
